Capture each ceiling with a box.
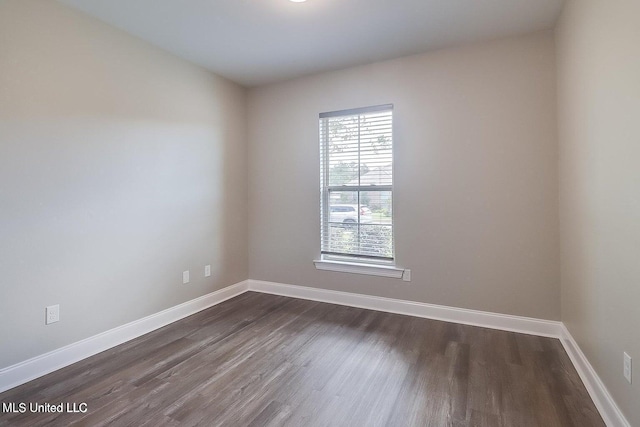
[58,0,565,87]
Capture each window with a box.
[319,104,394,265]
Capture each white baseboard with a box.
[0,280,249,394]
[2,277,628,427]
[247,280,562,338]
[559,325,631,427]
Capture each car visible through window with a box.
[329,204,372,224]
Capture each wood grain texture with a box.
[0,292,604,426]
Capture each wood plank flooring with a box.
[0,292,604,426]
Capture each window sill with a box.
[313,259,405,279]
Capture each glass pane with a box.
[358,224,393,258]
[359,111,392,187]
[327,115,360,187]
[326,222,358,254]
[328,191,358,224]
[360,191,392,225]
[357,161,392,187]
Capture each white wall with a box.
[556,0,640,424]
[0,0,247,368]
[248,32,560,320]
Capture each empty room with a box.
[0,0,637,426]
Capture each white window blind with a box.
[320,104,394,262]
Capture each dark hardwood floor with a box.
[0,292,604,426]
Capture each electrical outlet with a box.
[183,270,190,284]
[204,265,211,277]
[402,269,411,282]
[45,305,60,325]
[624,352,632,384]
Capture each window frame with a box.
[318,104,396,267]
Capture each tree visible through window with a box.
[320,105,394,262]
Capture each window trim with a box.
[313,259,405,279]
[319,104,392,119]
[319,104,395,265]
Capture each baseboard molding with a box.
[247,280,562,338]
[559,325,631,427]
[2,277,628,427]
[0,280,249,394]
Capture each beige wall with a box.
[5,2,635,422]
[0,0,247,368]
[248,32,560,320]
[556,0,640,424]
